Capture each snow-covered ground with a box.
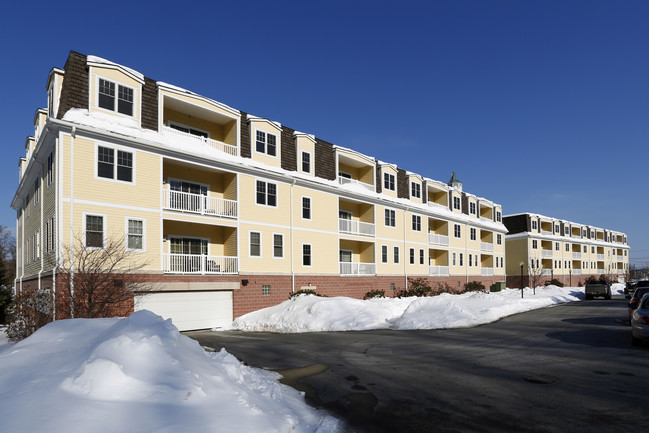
[0,283,624,432]
[0,311,342,433]
[231,284,625,333]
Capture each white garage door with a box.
[135,291,233,331]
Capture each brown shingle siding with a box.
[141,77,158,131]
[239,111,251,159]
[397,169,409,199]
[56,51,88,119]
[281,126,297,172]
[315,138,336,181]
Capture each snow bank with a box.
[231,286,586,333]
[0,310,341,433]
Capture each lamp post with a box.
[520,261,524,298]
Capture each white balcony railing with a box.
[572,252,581,259]
[597,254,605,260]
[161,125,238,156]
[542,250,553,258]
[340,262,376,275]
[339,218,375,236]
[542,269,552,276]
[429,265,450,276]
[541,230,553,235]
[481,267,494,276]
[163,253,238,274]
[338,176,375,193]
[572,270,582,275]
[163,189,237,218]
[427,201,447,210]
[428,233,450,246]
[597,269,605,274]
[480,242,494,252]
[480,216,492,223]
[572,234,582,238]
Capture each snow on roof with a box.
[59,109,505,231]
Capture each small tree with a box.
[58,233,152,319]
[528,258,544,290]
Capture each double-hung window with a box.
[47,152,54,186]
[34,177,40,205]
[98,146,133,182]
[127,219,144,251]
[411,182,421,199]
[384,173,395,191]
[302,197,311,219]
[453,196,461,210]
[469,202,476,215]
[497,234,502,245]
[393,246,399,264]
[250,232,261,257]
[412,215,421,231]
[273,234,283,258]
[409,248,415,264]
[382,245,388,263]
[303,244,312,266]
[385,209,396,227]
[454,224,461,238]
[301,151,311,173]
[419,249,425,265]
[85,215,104,249]
[256,180,277,206]
[532,220,538,231]
[470,228,476,241]
[98,78,133,116]
[256,130,277,156]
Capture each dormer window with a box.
[469,202,476,215]
[411,182,421,198]
[98,78,133,116]
[256,130,277,156]
[384,173,395,191]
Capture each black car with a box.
[625,281,637,295]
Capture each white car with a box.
[631,293,649,346]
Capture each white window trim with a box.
[255,178,278,208]
[125,217,146,252]
[302,243,313,267]
[95,143,136,184]
[92,74,138,119]
[384,208,396,228]
[168,234,211,255]
[381,245,389,263]
[301,196,312,220]
[249,231,262,258]
[253,128,279,159]
[383,172,396,191]
[272,233,284,259]
[300,151,312,174]
[83,212,107,250]
[168,177,210,193]
[393,246,400,264]
[411,182,421,199]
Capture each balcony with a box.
[340,262,376,275]
[428,234,449,246]
[542,250,553,258]
[163,189,237,218]
[427,201,447,210]
[338,176,375,193]
[339,218,375,236]
[163,254,238,274]
[541,230,553,235]
[429,266,450,276]
[597,269,605,274]
[542,269,552,276]
[480,242,494,252]
[572,269,582,275]
[572,252,581,259]
[161,125,238,156]
[481,267,494,276]
[597,254,605,260]
[480,216,492,223]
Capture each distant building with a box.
[504,213,630,287]
[12,51,507,330]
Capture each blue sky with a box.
[1,0,647,266]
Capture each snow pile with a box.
[0,311,341,433]
[232,285,586,333]
[612,282,625,294]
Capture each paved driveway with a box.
[186,296,649,433]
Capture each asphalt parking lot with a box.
[187,295,649,433]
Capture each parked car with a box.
[584,280,611,300]
[631,293,649,346]
[625,281,637,295]
[628,287,649,322]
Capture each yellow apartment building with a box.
[504,213,630,287]
[12,51,507,330]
